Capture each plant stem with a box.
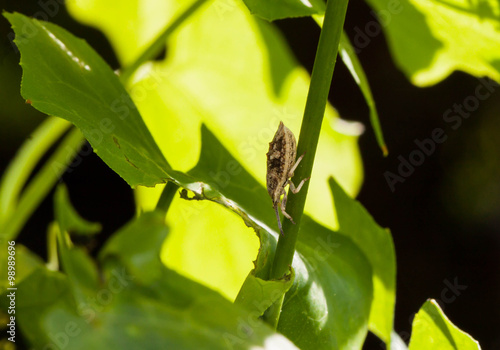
[0,117,71,226]
[264,0,350,328]
[156,181,179,213]
[1,127,85,241]
[119,0,209,83]
[46,222,60,271]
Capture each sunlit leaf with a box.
[408,299,481,350]
[241,0,326,20]
[364,0,500,86]
[67,0,186,67]
[162,197,260,300]
[339,32,387,156]
[329,177,396,345]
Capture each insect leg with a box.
[288,152,306,177]
[280,190,296,225]
[288,176,310,194]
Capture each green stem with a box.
[46,222,59,271]
[0,117,71,226]
[1,128,85,241]
[119,0,209,83]
[264,0,350,328]
[155,181,179,213]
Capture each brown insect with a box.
[266,121,309,236]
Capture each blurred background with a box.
[0,0,499,349]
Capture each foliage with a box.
[408,300,481,350]
[364,0,500,86]
[1,0,492,348]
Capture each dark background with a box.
[1,1,499,349]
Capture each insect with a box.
[266,121,309,236]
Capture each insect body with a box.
[266,121,309,236]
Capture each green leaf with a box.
[278,217,373,350]
[54,184,101,235]
[11,245,45,281]
[364,0,500,86]
[329,177,396,345]
[54,268,299,349]
[234,269,294,316]
[241,0,326,20]
[10,212,298,350]
[339,32,387,156]
[4,12,171,187]
[408,299,481,350]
